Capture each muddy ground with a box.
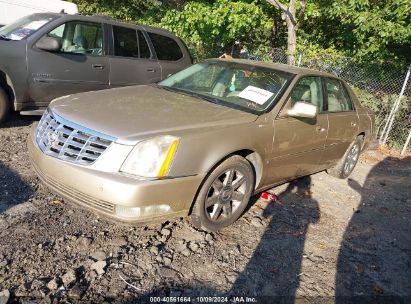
[0,114,410,303]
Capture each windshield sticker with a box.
[238,86,274,105]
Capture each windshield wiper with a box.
[156,85,223,106]
[0,34,11,41]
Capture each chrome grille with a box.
[36,109,115,165]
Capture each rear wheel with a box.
[327,136,363,179]
[0,87,10,124]
[191,155,254,232]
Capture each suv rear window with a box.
[148,32,183,61]
[113,26,138,58]
[113,26,152,59]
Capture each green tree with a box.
[160,0,273,59]
[266,0,307,65]
[302,0,411,63]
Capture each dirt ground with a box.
[0,114,410,303]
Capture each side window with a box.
[137,30,151,59]
[289,76,324,111]
[113,26,138,58]
[148,32,183,61]
[325,78,354,112]
[340,82,354,110]
[47,21,103,56]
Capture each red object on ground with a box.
[261,192,277,201]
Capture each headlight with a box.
[120,136,180,178]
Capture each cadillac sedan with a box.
[28,59,374,231]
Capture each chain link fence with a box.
[270,48,411,154]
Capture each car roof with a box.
[208,58,337,78]
[36,12,175,36]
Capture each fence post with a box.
[297,53,302,67]
[401,129,411,156]
[380,64,411,145]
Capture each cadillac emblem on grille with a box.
[46,129,61,149]
[36,109,116,165]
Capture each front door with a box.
[266,76,328,185]
[27,20,109,105]
[320,78,359,167]
[108,26,161,87]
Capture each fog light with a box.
[144,204,171,215]
[115,206,141,218]
[115,204,171,219]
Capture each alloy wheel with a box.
[204,169,247,222]
[344,143,360,175]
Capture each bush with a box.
[352,87,410,149]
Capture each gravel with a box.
[0,114,410,302]
[91,261,107,275]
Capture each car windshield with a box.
[158,61,292,113]
[0,15,55,41]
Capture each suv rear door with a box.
[108,25,161,87]
[146,31,192,79]
[27,19,109,105]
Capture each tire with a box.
[327,136,363,179]
[191,155,255,232]
[0,87,10,124]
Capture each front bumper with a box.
[28,125,205,223]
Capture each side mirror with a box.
[35,36,61,52]
[287,101,318,118]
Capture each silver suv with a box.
[0,13,192,123]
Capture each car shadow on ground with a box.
[128,176,320,303]
[229,176,320,300]
[1,112,40,128]
[121,156,411,303]
[0,161,34,214]
[335,156,411,303]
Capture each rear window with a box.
[113,26,138,58]
[148,32,183,61]
[325,78,354,112]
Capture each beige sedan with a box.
[28,59,374,231]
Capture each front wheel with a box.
[0,87,10,124]
[190,155,255,232]
[327,136,363,179]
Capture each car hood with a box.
[50,85,258,145]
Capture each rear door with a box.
[27,20,109,105]
[108,25,161,87]
[146,31,192,79]
[321,78,359,167]
[266,76,328,184]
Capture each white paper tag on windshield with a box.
[238,86,274,105]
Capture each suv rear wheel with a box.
[0,87,10,124]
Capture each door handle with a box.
[316,126,326,132]
[351,122,357,127]
[146,68,156,72]
[92,64,105,69]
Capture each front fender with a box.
[0,40,28,109]
[169,115,273,189]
